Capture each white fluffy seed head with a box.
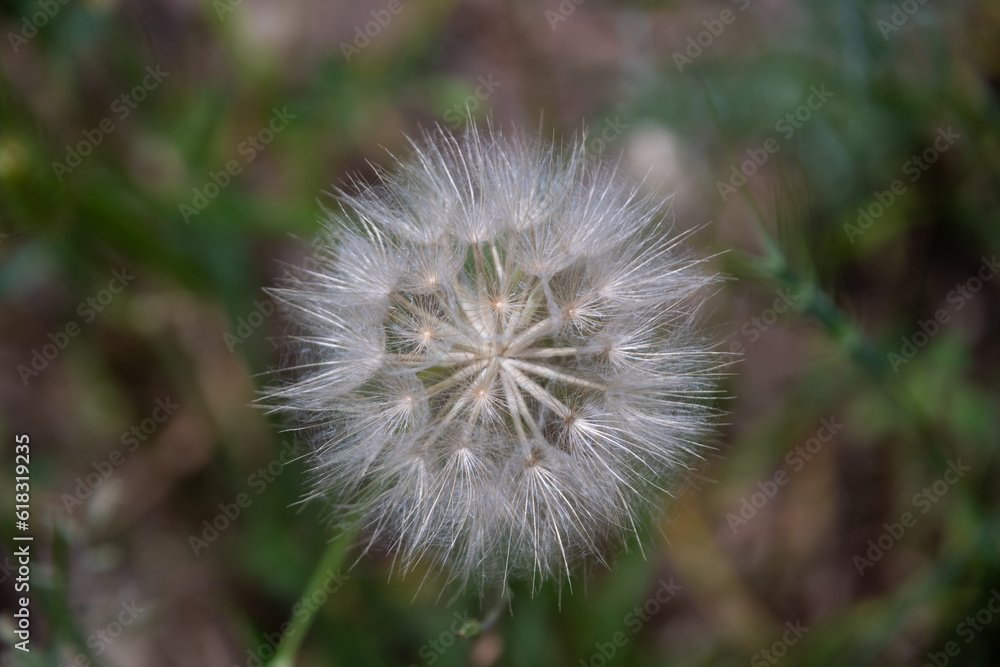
[266,124,725,595]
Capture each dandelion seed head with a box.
[268,123,724,594]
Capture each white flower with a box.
[267,125,724,594]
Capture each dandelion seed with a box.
[267,123,725,595]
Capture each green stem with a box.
[266,526,358,667]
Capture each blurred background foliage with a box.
[1,0,999,665]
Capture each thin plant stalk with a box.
[266,525,358,667]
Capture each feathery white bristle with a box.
[267,123,725,594]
